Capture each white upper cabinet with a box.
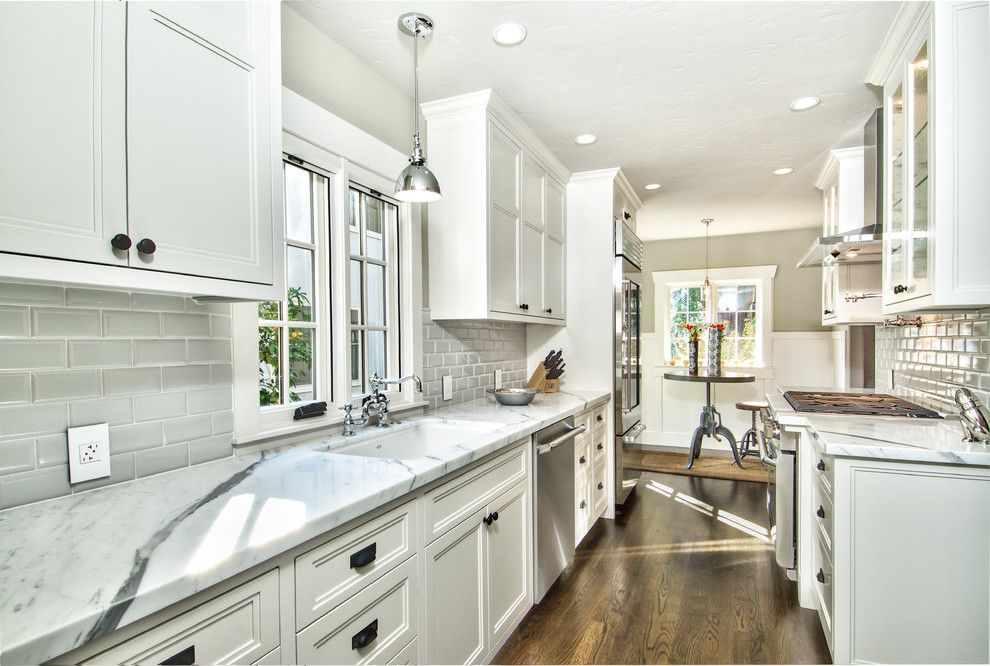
[814,147,882,325]
[868,1,990,313]
[126,1,277,285]
[0,1,283,300]
[0,2,127,266]
[423,90,570,324]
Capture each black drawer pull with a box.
[352,618,379,650]
[816,460,826,472]
[110,233,132,251]
[136,238,157,254]
[816,568,826,584]
[579,500,587,509]
[598,482,604,490]
[349,542,377,569]
[579,455,587,464]
[596,414,603,422]
[160,645,195,665]
[492,511,499,522]
[816,506,826,519]
[597,443,604,450]
[483,513,493,526]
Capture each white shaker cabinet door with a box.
[126,1,278,284]
[0,1,127,265]
[424,510,487,665]
[488,124,522,315]
[485,482,530,649]
[518,222,543,316]
[542,236,565,320]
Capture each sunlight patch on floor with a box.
[644,479,771,543]
[575,537,772,561]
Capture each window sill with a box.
[233,397,430,448]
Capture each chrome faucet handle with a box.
[340,403,358,436]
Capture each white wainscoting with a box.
[641,331,845,452]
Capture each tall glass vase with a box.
[707,327,723,375]
[688,339,699,375]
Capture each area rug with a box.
[625,450,769,484]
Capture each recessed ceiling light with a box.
[492,23,527,46]
[644,183,661,191]
[574,134,597,145]
[789,96,821,111]
[772,167,794,176]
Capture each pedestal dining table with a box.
[662,369,756,469]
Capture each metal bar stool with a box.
[735,400,768,460]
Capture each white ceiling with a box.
[294,1,898,240]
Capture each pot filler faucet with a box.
[340,374,423,435]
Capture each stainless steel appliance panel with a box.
[614,219,644,506]
[761,409,796,572]
[534,418,584,602]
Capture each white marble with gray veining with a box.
[767,386,990,466]
[0,390,609,665]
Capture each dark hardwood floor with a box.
[494,472,830,665]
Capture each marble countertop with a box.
[0,390,610,664]
[767,386,990,466]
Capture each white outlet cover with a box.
[68,423,111,484]
[442,375,453,401]
[494,369,503,390]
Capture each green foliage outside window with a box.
[258,287,313,406]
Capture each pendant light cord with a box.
[413,21,420,138]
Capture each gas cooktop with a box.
[783,391,943,419]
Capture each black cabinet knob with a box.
[816,506,826,519]
[816,568,826,584]
[598,482,604,490]
[893,284,908,294]
[597,415,603,422]
[597,443,604,450]
[579,455,587,464]
[492,511,499,522]
[544,307,552,314]
[136,238,157,254]
[483,514,493,526]
[579,500,587,509]
[823,309,834,315]
[816,460,826,472]
[110,233,132,251]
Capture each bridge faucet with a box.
[363,374,423,428]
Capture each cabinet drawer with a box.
[812,475,834,555]
[592,460,608,518]
[575,433,592,475]
[387,638,418,665]
[296,558,418,665]
[422,440,528,544]
[296,499,417,630]
[575,410,592,436]
[591,404,607,432]
[575,475,592,546]
[809,432,834,495]
[253,646,281,665]
[89,569,279,665]
[591,427,607,467]
[812,533,834,652]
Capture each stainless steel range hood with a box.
[798,108,884,269]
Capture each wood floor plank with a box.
[494,472,830,665]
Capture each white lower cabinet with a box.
[87,569,280,665]
[60,440,535,666]
[296,558,418,665]
[423,509,488,666]
[575,405,608,546]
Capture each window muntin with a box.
[258,162,326,406]
[348,186,400,396]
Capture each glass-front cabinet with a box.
[883,30,931,306]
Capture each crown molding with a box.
[865,1,931,86]
[814,146,865,190]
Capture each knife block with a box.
[526,365,560,393]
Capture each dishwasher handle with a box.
[536,423,586,455]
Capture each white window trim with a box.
[653,265,777,370]
[231,90,424,445]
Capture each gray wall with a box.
[641,227,825,333]
[0,283,234,510]
[281,4,413,154]
[876,312,990,413]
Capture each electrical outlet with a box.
[442,375,453,401]
[68,423,111,484]
[493,369,503,390]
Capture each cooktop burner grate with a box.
[783,391,943,418]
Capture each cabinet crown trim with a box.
[814,146,865,191]
[421,88,571,184]
[865,1,932,85]
[568,168,644,212]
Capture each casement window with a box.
[258,161,328,407]
[655,265,777,369]
[348,185,400,396]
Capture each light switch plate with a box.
[442,375,453,401]
[493,369,503,390]
[68,423,111,484]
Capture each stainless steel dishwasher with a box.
[533,417,586,603]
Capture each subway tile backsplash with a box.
[875,310,990,414]
[0,282,234,510]
[421,309,528,410]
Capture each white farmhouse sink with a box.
[333,419,502,460]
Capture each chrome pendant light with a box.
[701,218,714,316]
[394,12,442,203]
